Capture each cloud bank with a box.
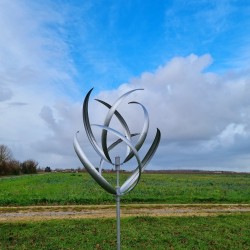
[92,54,250,171]
[1,1,250,172]
[0,0,78,167]
[28,54,250,172]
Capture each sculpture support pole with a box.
[74,88,161,250]
[115,156,121,250]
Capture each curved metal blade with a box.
[73,132,116,194]
[75,87,161,197]
[95,99,132,159]
[101,89,144,162]
[141,128,161,167]
[124,101,149,163]
[82,88,111,163]
[120,128,161,194]
[93,124,143,194]
[98,133,139,174]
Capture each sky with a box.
[0,0,250,172]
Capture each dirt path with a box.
[0,204,249,222]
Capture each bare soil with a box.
[0,204,249,222]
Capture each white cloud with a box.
[218,123,247,147]
[0,1,78,164]
[0,1,249,172]
[32,53,250,171]
[87,54,250,171]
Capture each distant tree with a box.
[0,145,14,175]
[45,166,51,172]
[8,160,21,175]
[20,160,38,174]
[0,145,12,163]
[0,160,7,175]
[0,145,41,176]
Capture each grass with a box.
[0,172,249,206]
[0,213,249,249]
[0,173,249,249]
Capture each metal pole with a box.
[115,156,121,250]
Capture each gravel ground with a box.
[0,204,249,222]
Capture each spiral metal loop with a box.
[73,88,161,195]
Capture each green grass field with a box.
[0,214,249,249]
[0,173,249,249]
[0,172,249,206]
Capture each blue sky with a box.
[60,0,250,91]
[1,0,250,172]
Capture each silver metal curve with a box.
[92,124,143,195]
[120,128,161,194]
[92,125,142,169]
[95,99,132,140]
[73,132,116,194]
[101,89,144,162]
[74,87,161,197]
[95,99,132,159]
[82,88,111,163]
[124,101,149,163]
[140,128,161,167]
[99,133,139,174]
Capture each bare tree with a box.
[21,159,38,174]
[0,145,12,163]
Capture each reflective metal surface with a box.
[73,88,161,195]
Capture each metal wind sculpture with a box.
[73,88,161,250]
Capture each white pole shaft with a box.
[115,156,121,250]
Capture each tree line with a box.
[0,145,38,176]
